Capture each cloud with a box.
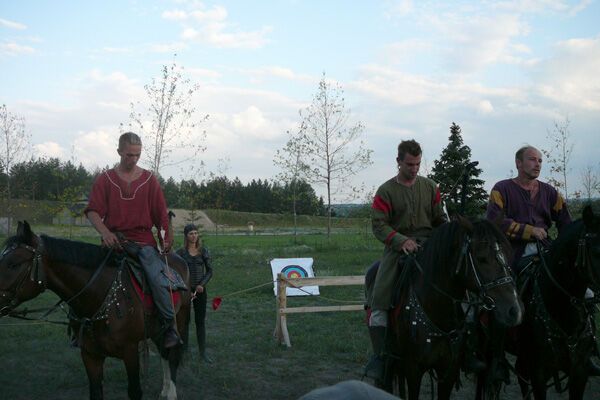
[0,41,35,55]
[73,129,119,170]
[243,66,315,84]
[162,9,188,21]
[533,35,600,110]
[427,12,531,72]
[187,67,222,82]
[163,5,272,49]
[34,141,66,159]
[150,42,188,53]
[494,0,592,15]
[0,18,26,30]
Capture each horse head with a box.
[0,221,45,315]
[461,220,523,327]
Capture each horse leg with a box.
[123,345,142,400]
[436,367,458,400]
[81,350,105,400]
[567,371,587,400]
[160,357,177,400]
[529,369,547,400]
[515,356,531,400]
[405,367,423,400]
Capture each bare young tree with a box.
[274,130,308,241]
[541,117,574,200]
[295,73,372,237]
[0,104,31,233]
[580,164,599,201]
[124,58,209,176]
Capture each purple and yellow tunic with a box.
[486,179,571,267]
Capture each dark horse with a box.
[366,218,523,399]
[509,205,600,399]
[0,221,191,400]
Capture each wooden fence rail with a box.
[274,273,365,347]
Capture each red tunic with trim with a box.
[371,176,445,251]
[85,168,170,248]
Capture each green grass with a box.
[0,230,382,400]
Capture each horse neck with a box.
[539,236,587,329]
[43,258,115,317]
[414,251,464,330]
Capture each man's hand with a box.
[531,227,547,241]
[400,238,419,254]
[101,231,121,249]
[195,285,204,294]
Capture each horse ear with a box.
[16,221,24,237]
[21,221,35,245]
[582,205,595,228]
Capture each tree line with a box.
[0,157,326,216]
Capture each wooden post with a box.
[274,275,365,348]
[275,273,291,347]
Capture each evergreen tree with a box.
[428,123,487,217]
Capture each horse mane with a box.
[40,235,113,270]
[417,218,512,278]
[417,220,465,277]
[549,219,585,263]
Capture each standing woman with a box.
[176,224,214,363]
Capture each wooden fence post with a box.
[274,273,291,347]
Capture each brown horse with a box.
[366,218,523,399]
[0,221,191,400]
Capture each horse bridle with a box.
[457,236,514,310]
[0,241,44,316]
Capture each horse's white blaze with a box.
[160,358,177,400]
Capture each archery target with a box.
[281,265,308,279]
[270,258,319,296]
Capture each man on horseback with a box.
[486,144,600,376]
[365,139,448,379]
[84,132,182,349]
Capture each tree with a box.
[293,73,372,237]
[0,104,31,233]
[124,58,209,176]
[429,123,487,217]
[541,117,574,200]
[274,131,309,240]
[580,164,599,202]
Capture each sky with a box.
[1,0,599,203]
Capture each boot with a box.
[163,321,182,349]
[364,326,386,380]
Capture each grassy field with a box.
[1,224,599,399]
[0,228,382,400]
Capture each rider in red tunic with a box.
[85,132,181,348]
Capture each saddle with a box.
[118,240,186,314]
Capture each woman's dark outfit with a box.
[176,246,213,358]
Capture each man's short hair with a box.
[119,132,142,150]
[397,139,422,160]
[515,145,539,161]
